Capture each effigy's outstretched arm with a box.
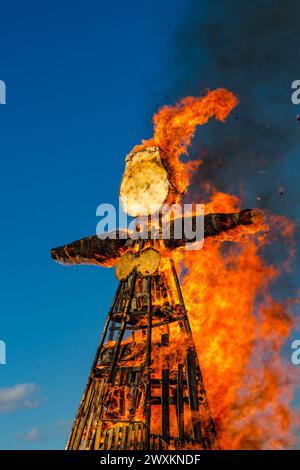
[51,209,257,267]
[51,231,128,267]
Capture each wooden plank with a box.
[120,387,125,416]
[108,321,116,341]
[119,367,126,386]
[144,276,152,449]
[82,380,101,450]
[120,425,127,450]
[151,378,187,386]
[108,273,137,384]
[138,424,144,450]
[129,371,139,418]
[113,425,120,450]
[97,379,104,399]
[106,427,114,450]
[82,409,94,449]
[162,369,170,445]
[70,384,96,450]
[177,364,184,442]
[93,281,124,368]
[127,424,133,450]
[161,331,170,446]
[186,348,202,443]
[68,381,93,448]
[94,421,103,450]
[125,367,132,386]
[135,388,142,408]
[101,428,108,450]
[133,423,139,450]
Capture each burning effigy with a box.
[51,88,295,450]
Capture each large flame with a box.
[132,88,238,197]
[176,192,298,449]
[115,88,298,449]
[140,89,297,448]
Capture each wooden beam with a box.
[106,428,114,450]
[108,273,137,384]
[120,426,127,449]
[113,426,120,449]
[144,276,152,450]
[162,369,170,445]
[161,332,170,446]
[94,421,103,450]
[177,363,184,443]
[186,348,202,443]
[51,210,258,267]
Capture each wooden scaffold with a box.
[64,241,217,450]
[51,207,257,450]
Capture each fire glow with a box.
[52,88,298,450]
[127,88,297,449]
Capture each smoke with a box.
[167,0,299,219]
[164,0,300,448]
[165,0,300,310]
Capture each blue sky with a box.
[0,0,188,449]
[0,0,299,450]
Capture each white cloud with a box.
[16,426,44,443]
[0,383,41,413]
[53,419,71,434]
[15,420,71,444]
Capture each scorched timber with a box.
[51,209,257,267]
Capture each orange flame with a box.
[132,88,238,195]
[179,200,298,448]
[139,88,297,448]
[113,88,298,449]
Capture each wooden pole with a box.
[186,348,202,442]
[177,363,184,443]
[161,332,170,446]
[144,276,152,449]
[170,257,217,447]
[108,273,137,384]
[170,258,202,442]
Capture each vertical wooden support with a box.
[108,273,137,384]
[133,423,139,450]
[138,424,144,450]
[127,424,133,450]
[108,321,116,341]
[129,371,139,419]
[144,276,152,450]
[119,387,125,416]
[161,332,170,446]
[120,425,127,449]
[186,348,202,442]
[113,425,120,449]
[125,367,131,386]
[170,256,217,447]
[92,281,124,371]
[177,363,184,442]
[106,428,114,450]
[69,382,96,450]
[94,421,103,450]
